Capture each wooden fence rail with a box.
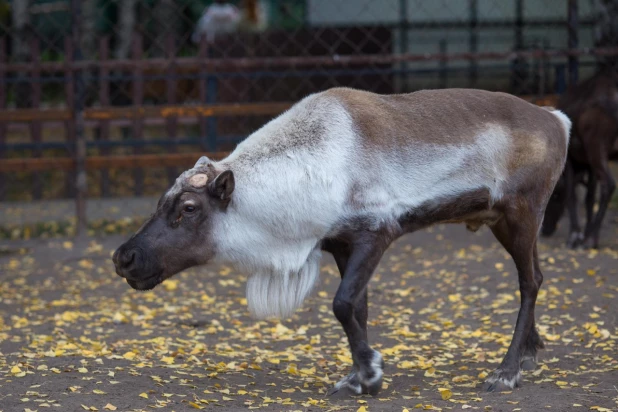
[2,46,618,74]
[0,102,293,123]
[0,153,229,173]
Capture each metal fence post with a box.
[71,0,87,237]
[0,38,6,201]
[511,0,527,94]
[568,0,579,86]
[468,0,478,88]
[207,48,218,152]
[439,39,448,89]
[398,0,408,93]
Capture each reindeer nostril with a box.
[124,251,136,268]
[117,249,139,270]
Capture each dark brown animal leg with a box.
[585,160,615,249]
[565,162,584,248]
[327,231,391,396]
[583,171,597,236]
[520,243,545,371]
[326,240,369,342]
[322,239,370,395]
[483,207,541,392]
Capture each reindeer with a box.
[542,67,618,248]
[113,88,570,395]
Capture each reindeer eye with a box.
[183,204,196,213]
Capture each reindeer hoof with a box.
[328,350,384,397]
[327,372,362,397]
[482,369,521,392]
[581,236,600,250]
[358,350,384,396]
[520,357,537,371]
[567,231,584,249]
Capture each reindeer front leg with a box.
[325,231,391,396]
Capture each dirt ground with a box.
[1,210,617,412]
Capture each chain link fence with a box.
[0,0,617,238]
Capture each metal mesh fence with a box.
[1,0,617,238]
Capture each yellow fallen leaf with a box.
[357,407,367,412]
[103,404,117,411]
[439,388,452,400]
[93,389,106,394]
[123,352,136,360]
[545,334,561,341]
[163,279,178,291]
[10,365,22,374]
[337,354,353,364]
[189,402,204,409]
[161,356,175,365]
[398,361,415,369]
[139,393,148,399]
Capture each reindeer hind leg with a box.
[483,202,542,391]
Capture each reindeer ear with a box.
[208,170,235,201]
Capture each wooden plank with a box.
[0,97,555,124]
[0,153,229,173]
[0,102,290,123]
[84,102,292,120]
[0,108,72,122]
[1,45,618,74]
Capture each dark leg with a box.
[565,162,584,248]
[322,239,369,396]
[326,231,391,396]
[323,239,369,342]
[484,206,541,392]
[584,161,615,249]
[583,171,597,237]
[520,243,545,371]
[578,111,617,249]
